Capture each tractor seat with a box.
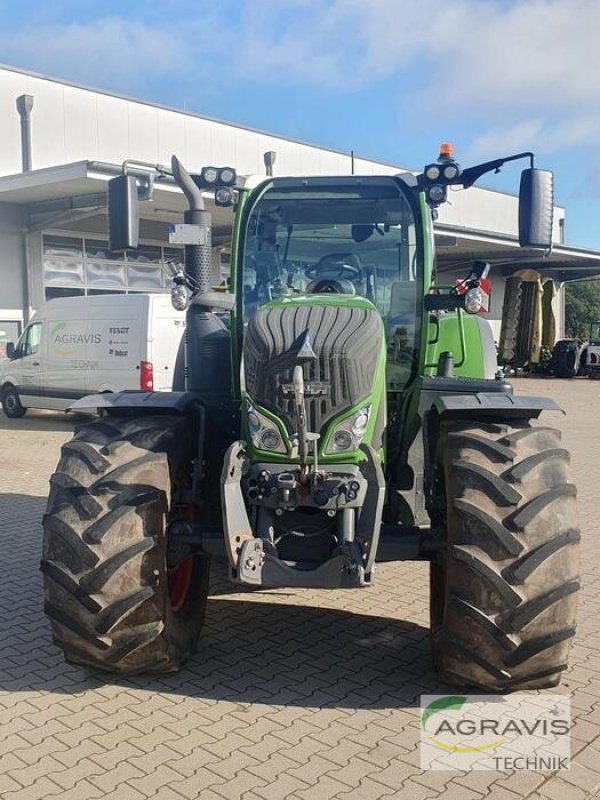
[387,281,416,321]
[305,253,361,295]
[306,278,356,294]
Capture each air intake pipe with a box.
[171,155,212,295]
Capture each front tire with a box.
[430,420,580,692]
[1,385,26,417]
[41,415,210,674]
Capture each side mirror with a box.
[108,175,140,251]
[519,168,554,249]
[6,341,15,358]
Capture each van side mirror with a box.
[6,341,15,359]
[108,175,140,251]
[519,168,554,249]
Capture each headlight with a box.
[325,406,371,454]
[261,429,282,450]
[333,430,353,451]
[248,410,261,434]
[464,287,483,314]
[246,402,287,453]
[352,411,369,437]
[171,284,189,311]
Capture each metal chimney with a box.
[16,94,34,172]
[263,151,277,177]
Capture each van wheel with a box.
[1,385,26,418]
[41,414,210,674]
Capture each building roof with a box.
[0,159,599,281]
[434,223,600,282]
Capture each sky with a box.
[0,0,599,250]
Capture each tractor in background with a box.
[41,145,580,692]
[582,320,600,378]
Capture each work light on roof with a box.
[215,187,235,207]
[442,163,461,180]
[219,167,236,186]
[201,167,219,184]
[427,184,447,204]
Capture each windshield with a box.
[240,179,421,391]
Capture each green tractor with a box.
[41,147,580,691]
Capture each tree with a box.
[564,280,600,339]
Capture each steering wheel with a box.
[305,259,361,282]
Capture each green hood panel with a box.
[242,296,386,463]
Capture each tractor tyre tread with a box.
[431,420,580,692]
[41,414,210,674]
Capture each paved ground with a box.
[1,378,600,800]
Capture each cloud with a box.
[0,15,207,95]
[229,0,600,158]
[0,1,597,161]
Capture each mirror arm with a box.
[459,152,535,188]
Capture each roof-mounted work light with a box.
[194,166,237,189]
[192,166,237,206]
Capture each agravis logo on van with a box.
[51,322,102,348]
[54,332,102,344]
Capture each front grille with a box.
[244,302,383,433]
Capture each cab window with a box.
[240,179,421,392]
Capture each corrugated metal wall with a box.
[0,65,564,242]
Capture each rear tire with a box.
[1,385,26,417]
[430,419,580,692]
[41,415,210,674]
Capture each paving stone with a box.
[432,784,484,800]
[1,380,600,800]
[2,776,64,800]
[88,761,147,794]
[563,761,600,793]
[537,776,590,800]
[254,773,311,800]
[127,764,187,797]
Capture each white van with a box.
[0,294,185,417]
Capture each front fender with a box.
[432,392,561,418]
[68,390,203,415]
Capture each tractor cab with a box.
[238,176,421,393]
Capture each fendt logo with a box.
[281,381,329,397]
[420,694,570,771]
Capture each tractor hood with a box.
[242,295,386,461]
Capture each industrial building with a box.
[0,62,599,357]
